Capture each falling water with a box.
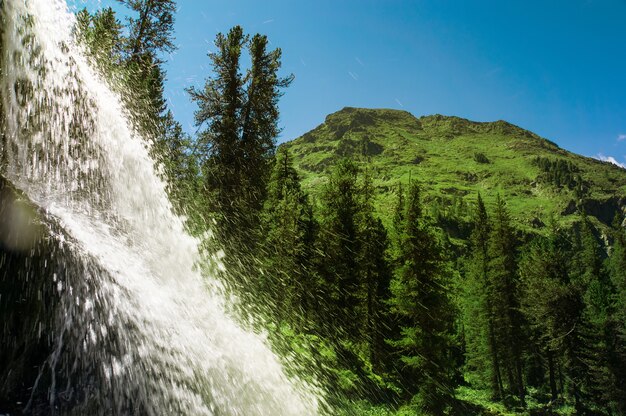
[0,0,323,414]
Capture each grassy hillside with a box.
[282,107,626,234]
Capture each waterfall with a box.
[0,0,322,414]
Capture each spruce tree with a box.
[80,1,197,209]
[461,193,505,400]
[116,0,176,62]
[241,34,294,215]
[357,168,392,371]
[75,8,124,71]
[388,182,455,415]
[607,214,626,413]
[114,0,177,133]
[518,219,572,401]
[154,111,202,218]
[260,147,318,324]
[188,26,292,243]
[317,158,363,336]
[488,194,525,404]
[575,214,617,412]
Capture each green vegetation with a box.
[282,107,626,235]
[275,108,626,414]
[8,3,626,414]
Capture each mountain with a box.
[282,107,626,235]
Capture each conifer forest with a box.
[1,1,625,415]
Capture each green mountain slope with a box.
[282,107,626,234]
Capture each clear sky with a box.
[69,0,626,166]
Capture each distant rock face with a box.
[581,196,626,226]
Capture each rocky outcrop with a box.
[580,196,626,226]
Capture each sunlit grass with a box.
[284,107,626,234]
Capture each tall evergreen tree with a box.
[388,182,455,415]
[154,111,202,218]
[357,167,392,371]
[75,8,124,71]
[79,1,196,209]
[519,219,573,402]
[607,214,626,413]
[260,147,318,324]
[188,26,292,242]
[114,0,177,128]
[317,158,363,336]
[116,0,176,62]
[575,214,617,412]
[488,194,525,404]
[241,35,293,215]
[461,193,505,400]
[190,26,246,228]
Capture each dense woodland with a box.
[74,2,626,415]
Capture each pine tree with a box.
[78,2,196,207]
[487,194,525,404]
[241,34,294,216]
[116,0,176,62]
[114,0,177,132]
[461,193,505,400]
[575,214,617,412]
[153,111,202,219]
[317,158,363,336]
[357,168,392,371]
[260,147,318,325]
[188,26,292,243]
[518,219,572,402]
[388,182,455,415]
[607,214,626,413]
[75,8,124,71]
[190,26,246,229]
[390,183,405,258]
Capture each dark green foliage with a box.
[188,26,293,241]
[574,215,619,413]
[607,215,626,413]
[473,152,490,164]
[460,194,529,407]
[49,14,626,414]
[259,147,318,324]
[488,195,526,404]
[116,0,176,61]
[533,156,584,191]
[79,0,177,133]
[75,8,124,71]
[243,34,294,211]
[519,220,578,402]
[153,111,203,218]
[517,213,626,414]
[387,183,456,415]
[317,159,364,335]
[460,194,504,398]
[75,2,200,217]
[356,168,393,373]
[191,25,247,228]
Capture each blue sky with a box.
[70,0,626,166]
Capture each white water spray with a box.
[0,0,322,414]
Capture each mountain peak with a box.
[283,107,626,231]
[324,106,418,125]
[316,108,554,148]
